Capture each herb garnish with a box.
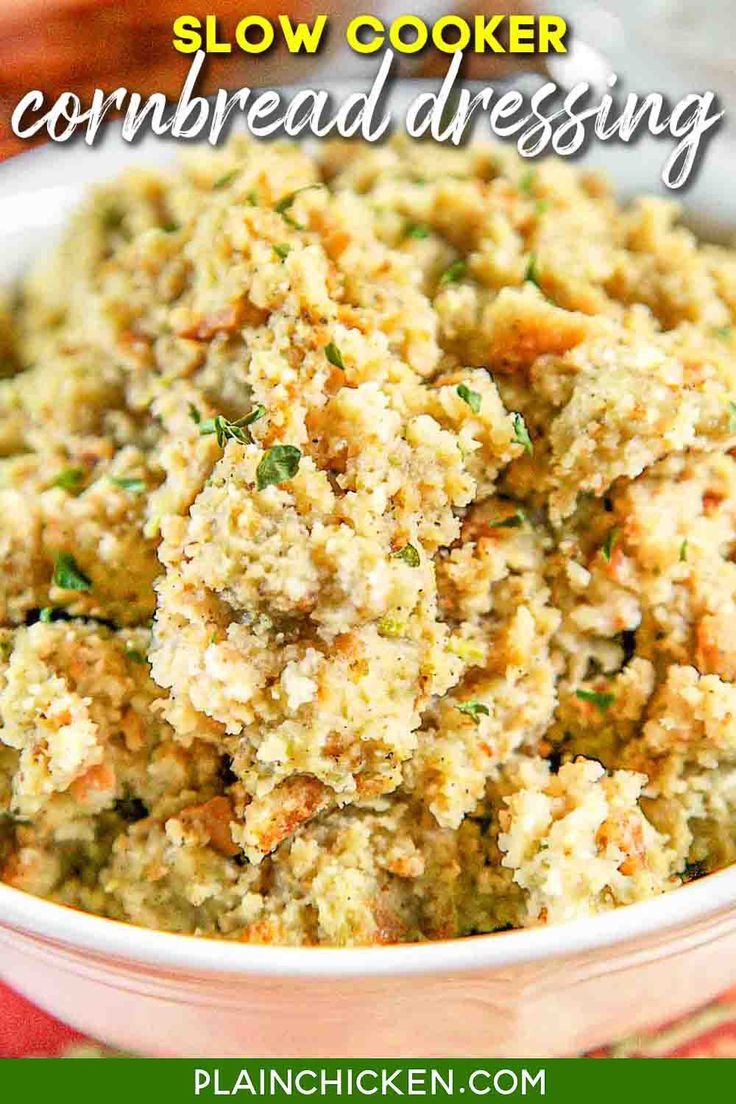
[512,412,533,454]
[52,552,92,592]
[213,170,238,189]
[575,688,614,713]
[729,401,736,433]
[439,259,467,287]
[124,645,147,664]
[324,342,346,370]
[38,607,55,623]
[256,445,302,491]
[602,527,619,562]
[679,539,688,563]
[525,253,542,288]
[404,221,430,240]
[490,508,526,529]
[457,700,490,723]
[109,476,146,493]
[274,184,323,229]
[198,405,266,447]
[51,467,85,492]
[273,243,291,260]
[519,169,537,194]
[456,384,481,413]
[392,543,420,567]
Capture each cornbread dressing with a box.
[1,137,736,944]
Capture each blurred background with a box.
[1,0,734,160]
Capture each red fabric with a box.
[1,977,736,1057]
[0,982,85,1057]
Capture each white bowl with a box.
[2,78,736,1058]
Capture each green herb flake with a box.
[109,476,146,494]
[245,191,259,207]
[392,543,420,567]
[457,700,490,723]
[38,607,55,623]
[490,508,526,529]
[519,168,537,194]
[575,688,615,713]
[188,403,202,425]
[51,467,85,492]
[456,384,482,414]
[199,405,267,448]
[601,527,619,562]
[52,552,92,592]
[679,539,688,563]
[273,243,291,260]
[439,259,467,287]
[213,170,238,190]
[715,325,732,341]
[525,253,542,288]
[512,412,533,455]
[124,646,147,665]
[404,221,430,240]
[256,445,302,491]
[729,401,736,433]
[161,221,179,234]
[324,342,346,370]
[274,184,323,229]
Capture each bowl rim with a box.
[2,867,736,977]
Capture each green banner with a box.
[1,1058,734,1101]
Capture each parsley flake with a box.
[729,401,736,433]
[256,445,302,491]
[273,243,291,260]
[679,539,688,563]
[199,405,266,448]
[456,384,481,414]
[38,607,55,623]
[109,476,146,493]
[512,412,533,455]
[525,253,542,288]
[52,552,92,592]
[490,508,526,529]
[124,646,147,665]
[393,543,420,567]
[575,688,614,712]
[404,221,430,240]
[324,342,346,370]
[519,169,537,194]
[457,700,490,723]
[439,260,467,287]
[213,170,238,190]
[188,403,202,425]
[274,184,323,229]
[51,467,85,492]
[602,527,619,562]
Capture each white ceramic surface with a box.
[1,78,736,1058]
